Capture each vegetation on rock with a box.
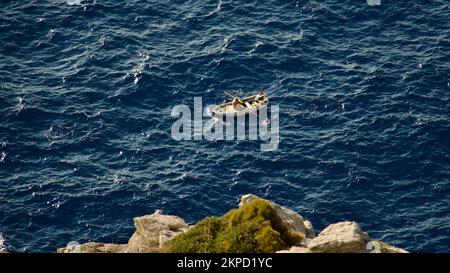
[168,199,302,253]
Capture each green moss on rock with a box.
[168,199,302,253]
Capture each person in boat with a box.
[255,88,265,101]
[232,97,241,110]
[233,97,253,110]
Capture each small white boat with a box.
[211,94,269,118]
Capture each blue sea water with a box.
[0,0,449,252]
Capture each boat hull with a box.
[211,95,269,119]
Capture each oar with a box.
[224,92,247,108]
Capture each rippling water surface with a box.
[1,0,449,252]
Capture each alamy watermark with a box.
[170,97,280,151]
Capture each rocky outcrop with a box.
[366,240,409,253]
[57,194,408,253]
[58,242,127,253]
[169,198,309,253]
[239,194,314,241]
[277,221,408,253]
[123,210,189,252]
[306,221,370,253]
[57,210,189,253]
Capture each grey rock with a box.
[307,221,370,253]
[366,240,409,253]
[131,210,189,248]
[239,194,307,240]
[57,242,127,253]
[303,220,315,239]
[277,246,312,253]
